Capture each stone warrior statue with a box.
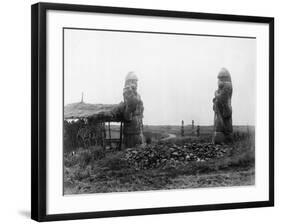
[102,72,144,148]
[87,72,144,148]
[212,68,233,144]
[89,72,144,148]
[121,72,145,148]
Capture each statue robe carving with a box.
[213,68,233,144]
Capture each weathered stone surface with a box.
[122,72,145,148]
[212,68,233,144]
[123,134,144,148]
[213,131,225,144]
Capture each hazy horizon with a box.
[64,29,256,126]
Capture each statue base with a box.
[212,132,233,144]
[123,134,144,148]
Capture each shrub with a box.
[70,146,106,168]
[97,152,129,171]
[78,150,92,168]
[90,146,106,160]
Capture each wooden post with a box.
[181,120,184,137]
[102,122,106,148]
[119,122,123,150]
[108,122,111,147]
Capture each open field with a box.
[63,125,255,194]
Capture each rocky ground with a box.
[63,136,255,194]
[125,142,231,170]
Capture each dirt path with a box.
[161,133,177,141]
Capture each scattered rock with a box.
[125,142,231,170]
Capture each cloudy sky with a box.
[64,28,256,126]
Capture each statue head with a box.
[125,71,138,92]
[123,72,140,113]
[217,68,232,89]
[218,68,231,81]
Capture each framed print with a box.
[31,2,274,222]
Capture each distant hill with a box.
[64,102,117,119]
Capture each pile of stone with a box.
[125,142,230,170]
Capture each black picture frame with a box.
[31,2,274,222]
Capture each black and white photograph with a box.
[63,28,256,195]
[29,2,274,222]
[0,0,278,223]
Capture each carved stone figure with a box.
[87,72,144,148]
[212,68,233,144]
[121,72,144,148]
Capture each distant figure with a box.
[196,125,200,137]
[212,68,233,144]
[181,120,184,137]
[191,120,195,135]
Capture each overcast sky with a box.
[64,29,256,126]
